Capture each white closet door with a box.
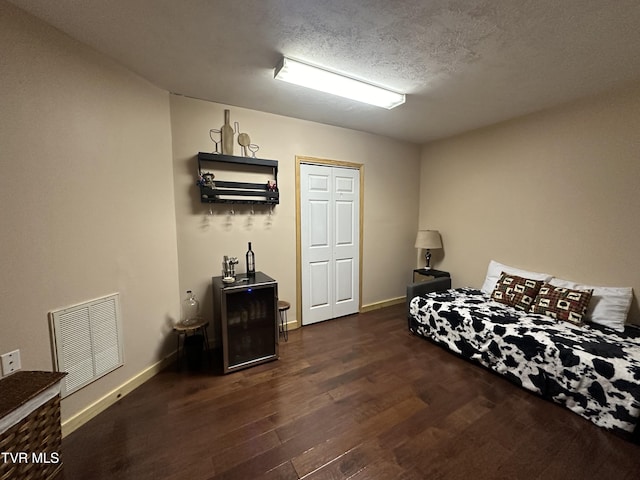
[331,169,359,318]
[301,164,359,325]
[301,164,333,325]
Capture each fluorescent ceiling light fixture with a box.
[274,57,405,109]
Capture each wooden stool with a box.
[173,319,210,371]
[278,300,290,342]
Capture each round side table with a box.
[173,319,210,371]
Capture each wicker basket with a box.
[0,371,65,480]
[0,395,62,480]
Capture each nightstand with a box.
[413,268,450,283]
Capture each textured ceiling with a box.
[8,0,640,144]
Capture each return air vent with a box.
[50,293,124,397]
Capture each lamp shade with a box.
[415,230,442,250]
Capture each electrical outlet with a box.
[1,349,21,376]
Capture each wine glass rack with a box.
[197,152,279,205]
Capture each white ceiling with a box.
[9,0,640,144]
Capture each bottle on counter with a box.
[246,242,255,276]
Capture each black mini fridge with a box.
[212,272,278,374]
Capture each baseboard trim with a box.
[360,296,405,313]
[284,319,299,330]
[61,352,175,438]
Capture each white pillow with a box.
[481,260,553,294]
[549,278,632,332]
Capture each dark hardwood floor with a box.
[59,304,640,479]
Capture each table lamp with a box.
[415,230,442,269]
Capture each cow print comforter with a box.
[409,287,640,437]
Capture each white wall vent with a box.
[50,293,124,398]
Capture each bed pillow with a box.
[481,260,553,294]
[531,283,593,325]
[549,278,632,332]
[491,272,543,311]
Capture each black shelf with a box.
[198,152,279,205]
[198,152,277,168]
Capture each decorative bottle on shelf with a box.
[221,109,234,155]
[246,242,255,277]
[181,290,200,325]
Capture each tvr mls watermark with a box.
[1,451,61,464]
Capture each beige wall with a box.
[419,82,640,323]
[0,1,180,421]
[170,95,421,336]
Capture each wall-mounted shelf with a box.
[197,152,279,205]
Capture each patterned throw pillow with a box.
[531,283,594,325]
[491,272,543,312]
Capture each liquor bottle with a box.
[246,242,255,276]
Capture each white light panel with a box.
[275,57,405,109]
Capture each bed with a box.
[406,261,639,440]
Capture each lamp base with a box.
[424,250,432,269]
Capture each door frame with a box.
[295,155,364,328]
